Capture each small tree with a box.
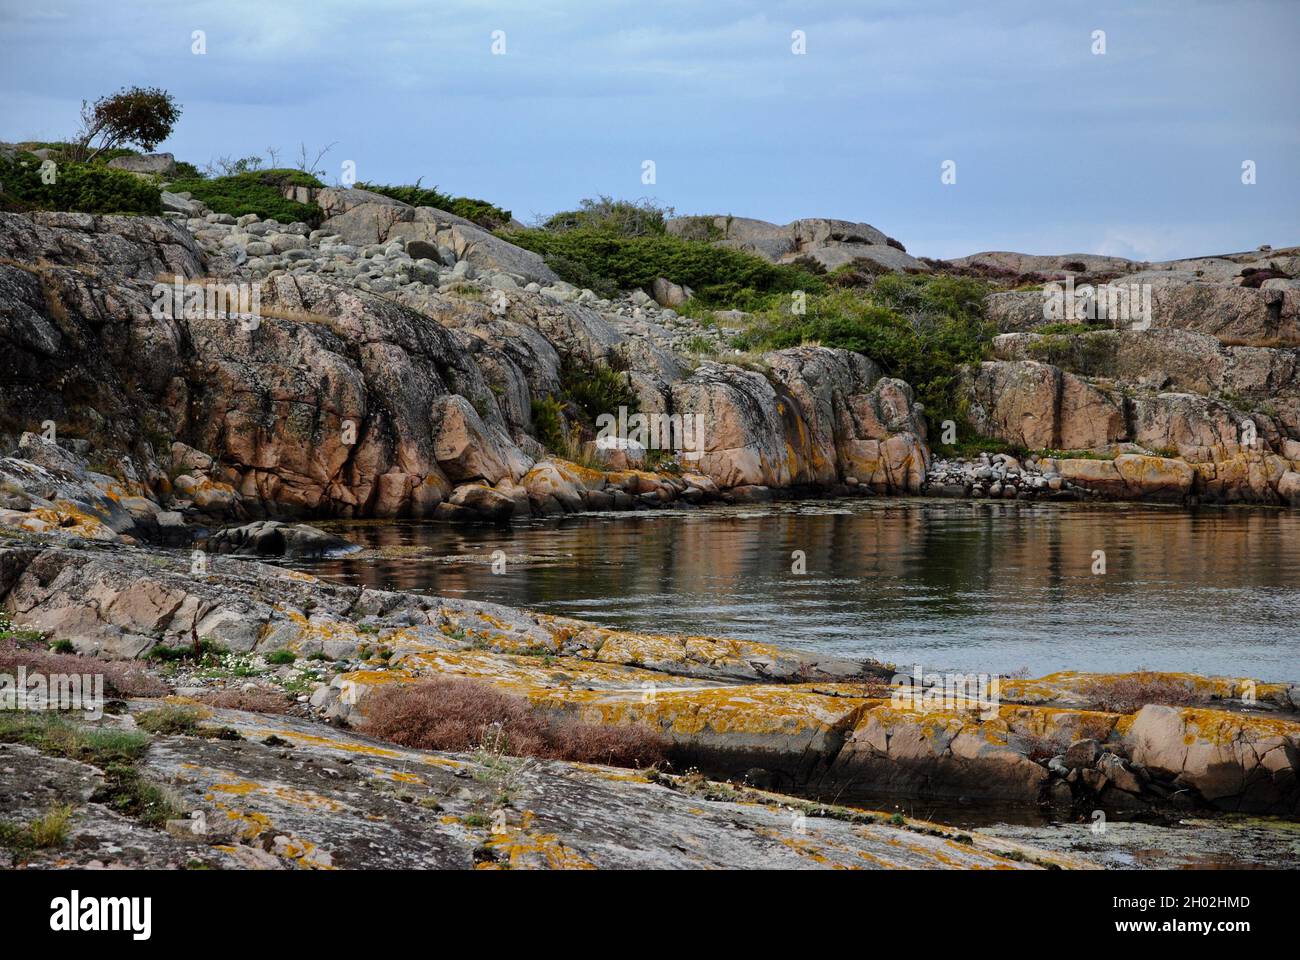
[74,86,181,162]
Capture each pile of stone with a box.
[924,452,1078,500]
[161,190,732,360]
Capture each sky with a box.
[1,0,1297,260]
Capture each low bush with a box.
[0,804,73,857]
[559,355,639,426]
[97,763,183,828]
[147,638,225,664]
[501,226,823,310]
[167,168,323,223]
[733,274,994,430]
[541,195,671,237]
[0,713,150,766]
[528,356,640,455]
[193,688,292,714]
[362,677,668,769]
[1079,672,1198,714]
[529,394,567,453]
[0,641,168,697]
[0,151,162,215]
[134,705,201,735]
[357,179,511,229]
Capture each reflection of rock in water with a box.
[299,500,1300,679]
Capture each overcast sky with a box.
[2,0,1296,259]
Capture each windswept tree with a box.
[74,86,181,161]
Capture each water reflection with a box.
[293,499,1300,680]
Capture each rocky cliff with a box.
[0,204,929,534]
[942,247,1300,504]
[2,192,1298,536]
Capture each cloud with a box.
[0,0,1296,258]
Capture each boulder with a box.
[1048,454,1194,501]
[432,395,518,484]
[666,215,927,273]
[825,706,1049,804]
[447,482,515,521]
[1062,738,1101,770]
[388,212,558,285]
[205,520,359,558]
[1126,704,1299,814]
[0,434,141,541]
[650,277,692,308]
[107,152,178,177]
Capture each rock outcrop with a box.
[0,706,1085,870]
[2,202,1296,521]
[667,215,928,273]
[0,209,932,530]
[940,249,1300,504]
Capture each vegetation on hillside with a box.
[541,196,671,237]
[357,179,512,229]
[732,272,995,431]
[166,169,324,223]
[504,224,824,308]
[530,354,641,461]
[0,150,162,215]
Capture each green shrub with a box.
[446,196,512,229]
[0,151,162,215]
[265,649,296,665]
[669,215,726,241]
[527,357,641,457]
[501,227,823,309]
[932,434,1022,459]
[530,395,567,453]
[167,168,323,223]
[542,196,671,237]
[682,335,717,356]
[135,705,201,736]
[733,274,994,431]
[98,763,183,828]
[559,356,639,426]
[147,638,226,663]
[540,251,620,300]
[358,180,511,229]
[16,142,140,166]
[0,804,73,857]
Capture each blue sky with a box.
[2,0,1296,259]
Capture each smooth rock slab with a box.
[134,706,1073,870]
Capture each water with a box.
[294,499,1300,681]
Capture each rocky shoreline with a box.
[2,187,1299,869]
[1,529,1297,869]
[3,194,1298,539]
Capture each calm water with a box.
[294,500,1300,681]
